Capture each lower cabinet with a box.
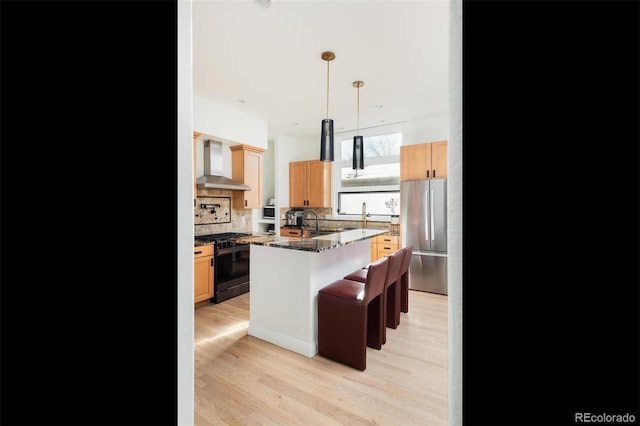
[280,228,317,238]
[194,245,214,304]
[281,228,302,237]
[370,234,399,262]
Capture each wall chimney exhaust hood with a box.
[197,140,251,191]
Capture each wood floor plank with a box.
[194,290,448,425]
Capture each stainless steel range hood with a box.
[197,140,251,191]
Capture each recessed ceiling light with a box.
[254,0,271,9]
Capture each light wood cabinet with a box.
[280,228,317,238]
[370,234,399,262]
[370,237,378,262]
[400,140,447,181]
[194,245,214,303]
[281,228,302,237]
[289,160,331,208]
[231,144,265,209]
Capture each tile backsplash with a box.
[194,189,392,237]
[195,188,252,236]
[195,196,232,225]
[279,206,390,232]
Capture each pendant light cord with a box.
[326,60,330,119]
[356,84,360,134]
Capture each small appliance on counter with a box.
[285,210,297,227]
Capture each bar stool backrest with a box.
[363,256,389,304]
[400,245,413,278]
[386,249,404,290]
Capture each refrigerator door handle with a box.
[424,189,429,241]
[413,250,448,257]
[430,189,435,241]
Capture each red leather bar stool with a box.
[344,248,404,343]
[399,245,413,313]
[317,256,389,371]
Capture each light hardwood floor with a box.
[194,290,448,425]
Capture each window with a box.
[340,132,401,187]
[337,191,400,216]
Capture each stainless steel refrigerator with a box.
[400,179,447,295]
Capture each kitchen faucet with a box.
[300,209,319,238]
[362,202,368,228]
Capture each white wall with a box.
[177,0,194,424]
[193,94,269,151]
[449,0,463,424]
[403,113,450,145]
[262,138,275,205]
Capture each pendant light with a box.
[320,51,335,162]
[352,81,364,170]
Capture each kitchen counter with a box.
[194,240,215,247]
[236,228,388,252]
[246,228,387,357]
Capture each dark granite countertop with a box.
[236,228,388,253]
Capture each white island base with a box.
[248,237,375,357]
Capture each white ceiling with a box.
[193,0,451,141]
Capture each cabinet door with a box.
[400,141,447,180]
[281,228,302,237]
[231,145,264,209]
[289,161,308,207]
[370,238,378,262]
[400,144,430,181]
[243,149,262,208]
[194,255,213,303]
[430,141,448,179]
[306,160,331,207]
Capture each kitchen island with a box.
[236,228,388,357]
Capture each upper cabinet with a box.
[400,140,448,181]
[289,160,331,208]
[230,144,265,209]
